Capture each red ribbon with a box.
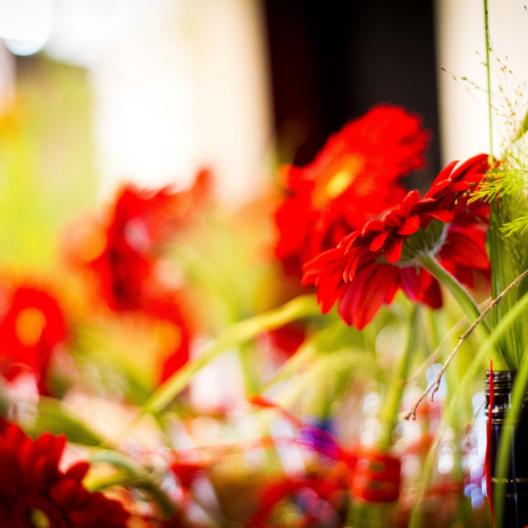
[349,448,402,503]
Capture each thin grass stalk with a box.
[377,306,419,451]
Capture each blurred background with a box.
[0,0,526,262]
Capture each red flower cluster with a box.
[0,422,128,527]
[275,105,429,275]
[304,154,490,328]
[68,170,210,380]
[0,284,67,394]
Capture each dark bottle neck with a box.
[485,370,528,421]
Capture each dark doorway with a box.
[262,0,440,187]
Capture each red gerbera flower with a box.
[0,285,67,394]
[0,422,128,527]
[79,169,210,313]
[303,154,490,328]
[275,105,429,275]
[66,171,210,380]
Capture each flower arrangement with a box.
[2,3,528,528]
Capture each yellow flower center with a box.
[326,169,355,198]
[15,308,46,347]
[30,508,51,528]
[313,155,363,208]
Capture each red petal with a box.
[439,227,489,271]
[426,209,454,223]
[401,267,442,308]
[339,264,399,328]
[398,215,420,235]
[369,231,389,251]
[428,160,459,191]
[65,461,90,481]
[384,237,404,263]
[382,210,402,227]
[400,190,421,215]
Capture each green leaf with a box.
[27,398,105,446]
[143,295,320,416]
[89,450,176,517]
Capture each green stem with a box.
[377,306,419,451]
[420,255,482,325]
[426,309,441,354]
[238,343,260,396]
[420,255,508,369]
[482,0,522,369]
[90,450,176,517]
[143,295,319,415]
[445,361,473,525]
[483,0,494,157]
[88,472,140,492]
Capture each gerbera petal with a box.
[369,231,390,251]
[400,190,421,215]
[65,461,90,482]
[0,424,129,527]
[398,215,420,235]
[420,271,443,309]
[362,219,384,234]
[339,264,399,329]
[450,153,489,183]
[384,237,404,263]
[382,210,402,227]
[400,267,422,302]
[439,227,490,271]
[428,160,459,193]
[426,209,454,223]
[401,268,442,309]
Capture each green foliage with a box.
[27,397,105,446]
[143,294,321,416]
[0,57,96,271]
[471,134,528,368]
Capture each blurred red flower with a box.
[80,169,210,313]
[0,422,128,527]
[66,170,210,380]
[0,284,67,394]
[304,154,490,328]
[146,295,194,382]
[247,473,347,528]
[275,105,429,275]
[262,323,306,359]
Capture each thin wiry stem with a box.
[484,0,494,157]
[405,268,528,421]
